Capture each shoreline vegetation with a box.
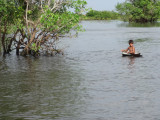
[81,0,160,22]
[80,10,120,20]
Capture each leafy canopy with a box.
[116,0,160,23]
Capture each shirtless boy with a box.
[121,40,135,54]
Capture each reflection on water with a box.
[118,21,160,27]
[1,20,160,120]
[0,55,87,120]
[128,57,135,66]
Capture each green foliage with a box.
[31,43,40,52]
[0,0,24,32]
[116,0,160,23]
[40,10,81,33]
[72,0,87,14]
[0,0,24,54]
[85,10,119,20]
[39,0,87,34]
[0,0,87,56]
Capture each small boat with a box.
[122,52,142,57]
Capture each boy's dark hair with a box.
[128,40,134,44]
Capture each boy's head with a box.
[128,40,134,46]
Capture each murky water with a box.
[1,20,160,120]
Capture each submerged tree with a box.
[116,0,160,23]
[0,0,87,56]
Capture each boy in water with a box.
[121,40,135,54]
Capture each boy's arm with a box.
[121,47,129,52]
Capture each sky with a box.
[86,0,125,11]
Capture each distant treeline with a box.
[81,10,119,20]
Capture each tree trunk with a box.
[16,40,22,55]
[7,29,19,53]
[1,22,7,56]
[21,29,37,56]
[0,24,1,53]
[2,31,7,55]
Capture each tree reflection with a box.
[0,56,86,120]
[118,22,160,27]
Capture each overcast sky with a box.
[86,0,125,11]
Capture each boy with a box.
[121,40,135,54]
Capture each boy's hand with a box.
[121,50,126,52]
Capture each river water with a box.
[0,20,160,120]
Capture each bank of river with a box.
[0,20,160,120]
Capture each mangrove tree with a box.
[0,0,87,56]
[116,0,160,23]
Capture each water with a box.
[1,20,160,120]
